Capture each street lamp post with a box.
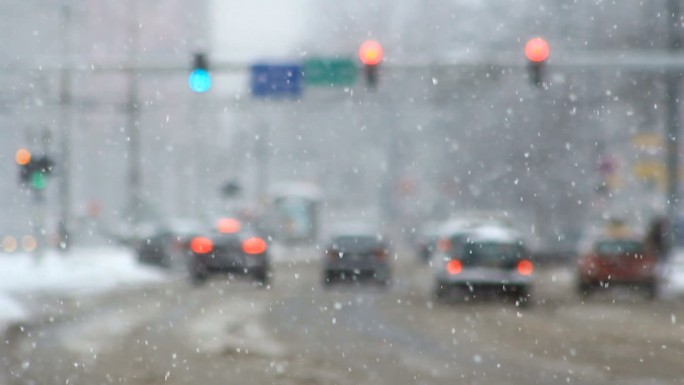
[666,0,682,228]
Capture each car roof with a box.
[329,221,381,236]
[594,236,643,243]
[438,219,473,234]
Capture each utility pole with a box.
[58,1,73,251]
[666,0,682,225]
[126,0,142,227]
[255,121,270,204]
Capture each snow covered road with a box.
[2,247,684,385]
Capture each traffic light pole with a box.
[666,0,682,229]
[57,1,73,251]
[31,188,46,261]
[126,0,142,227]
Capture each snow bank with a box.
[0,294,28,329]
[0,247,165,330]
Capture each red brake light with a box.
[242,237,267,255]
[437,238,452,252]
[190,237,213,254]
[217,218,241,234]
[517,259,534,276]
[375,248,389,260]
[446,259,462,275]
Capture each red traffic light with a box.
[359,40,384,66]
[525,37,550,63]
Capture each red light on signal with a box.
[15,149,31,166]
[446,259,463,275]
[190,237,213,254]
[242,237,267,255]
[517,259,534,276]
[359,40,384,66]
[217,218,241,234]
[525,37,549,63]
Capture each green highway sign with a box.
[303,58,357,86]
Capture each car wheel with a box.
[514,287,533,308]
[190,265,208,286]
[254,269,270,287]
[643,281,658,300]
[137,253,149,265]
[433,282,448,299]
[322,271,335,287]
[577,281,594,298]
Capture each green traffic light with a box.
[31,172,46,190]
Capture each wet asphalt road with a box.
[2,246,684,385]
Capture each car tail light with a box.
[437,238,452,252]
[190,237,213,254]
[217,218,241,234]
[517,259,534,276]
[375,248,389,260]
[242,237,267,255]
[446,259,462,275]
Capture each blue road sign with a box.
[250,64,302,98]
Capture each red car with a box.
[576,237,657,299]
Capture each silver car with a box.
[322,229,392,287]
[432,225,534,307]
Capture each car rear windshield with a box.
[594,240,643,255]
[462,242,525,265]
[332,235,383,252]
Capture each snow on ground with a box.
[0,247,165,331]
[185,297,286,358]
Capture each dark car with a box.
[432,225,534,307]
[187,219,271,286]
[136,219,205,269]
[577,237,657,299]
[322,227,392,287]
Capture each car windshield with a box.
[332,235,383,251]
[463,241,525,264]
[595,240,643,255]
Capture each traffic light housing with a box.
[524,37,549,87]
[189,52,212,93]
[359,40,383,90]
[16,149,53,190]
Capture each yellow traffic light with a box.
[15,148,31,166]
